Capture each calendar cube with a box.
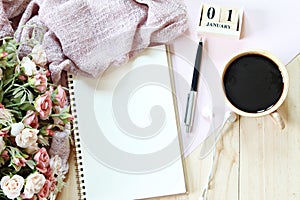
[198,4,243,39]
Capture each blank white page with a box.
[70,46,187,200]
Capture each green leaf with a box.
[19,103,34,111]
[6,61,15,68]
[0,157,5,166]
[11,163,21,172]
[5,46,15,53]
[20,94,26,104]
[11,110,22,119]
[38,135,50,146]
[26,160,36,169]
[12,87,21,95]
[13,90,24,99]
[6,53,15,60]
[27,91,34,103]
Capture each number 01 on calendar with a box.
[198,4,243,39]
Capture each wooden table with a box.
[58,55,300,200]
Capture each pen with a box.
[184,38,203,133]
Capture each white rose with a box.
[0,108,13,126]
[22,172,46,199]
[25,142,40,154]
[50,155,63,175]
[0,175,24,199]
[31,44,47,66]
[10,122,24,136]
[15,128,38,148]
[0,136,5,153]
[21,57,37,76]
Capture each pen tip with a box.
[199,37,203,44]
[197,32,204,43]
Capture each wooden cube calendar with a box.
[198,4,243,39]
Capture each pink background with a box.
[174,0,300,157]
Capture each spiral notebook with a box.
[68,46,187,200]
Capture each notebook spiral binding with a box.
[67,74,87,200]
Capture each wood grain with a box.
[57,148,80,200]
[239,55,300,200]
[57,56,300,200]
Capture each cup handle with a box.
[270,111,285,129]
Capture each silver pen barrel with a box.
[184,91,197,133]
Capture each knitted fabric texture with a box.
[0,0,30,38]
[49,130,70,175]
[1,0,188,83]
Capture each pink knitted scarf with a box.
[1,0,188,82]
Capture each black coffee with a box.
[223,54,284,113]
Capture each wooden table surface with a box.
[58,55,300,200]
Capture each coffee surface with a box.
[223,54,284,113]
